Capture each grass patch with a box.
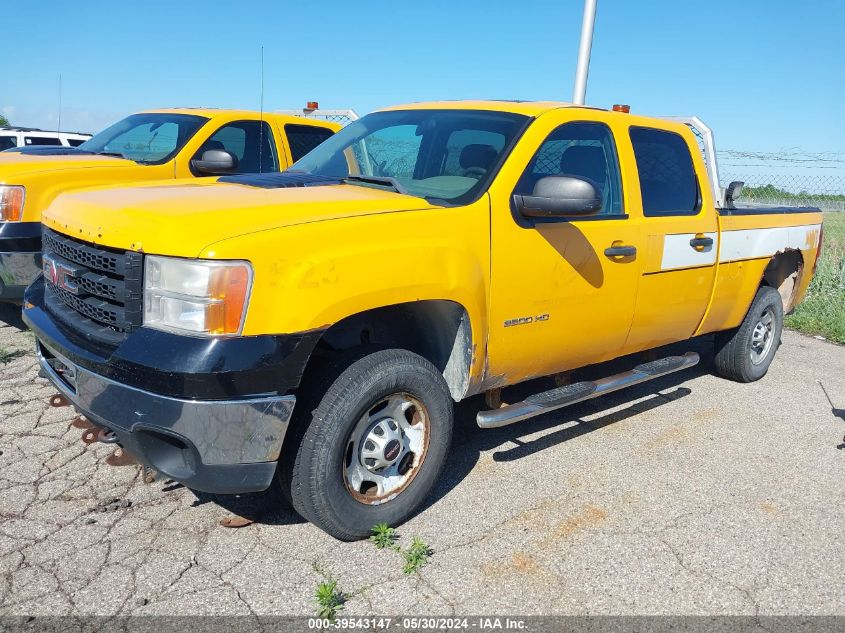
[785,212,845,343]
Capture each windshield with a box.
[291,109,529,204]
[78,113,207,164]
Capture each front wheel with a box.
[714,285,784,383]
[280,348,454,540]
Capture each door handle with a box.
[689,236,714,249]
[604,245,637,258]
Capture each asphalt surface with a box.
[1,302,844,616]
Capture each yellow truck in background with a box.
[0,108,340,300]
[23,101,823,539]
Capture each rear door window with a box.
[25,136,62,146]
[629,127,700,216]
[285,124,334,162]
[197,120,278,173]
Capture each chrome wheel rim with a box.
[343,393,430,505]
[750,308,776,365]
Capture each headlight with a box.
[143,255,252,336]
[0,186,25,221]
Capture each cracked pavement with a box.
[1,302,844,616]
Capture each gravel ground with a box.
[1,303,844,616]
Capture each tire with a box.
[714,285,784,383]
[279,347,454,540]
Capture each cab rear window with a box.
[285,124,334,162]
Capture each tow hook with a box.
[142,466,158,484]
[49,393,70,407]
[82,428,119,444]
[106,447,138,467]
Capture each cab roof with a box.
[139,107,339,129]
[378,100,590,116]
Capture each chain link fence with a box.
[718,172,845,211]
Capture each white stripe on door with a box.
[660,232,718,270]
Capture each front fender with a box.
[203,202,491,384]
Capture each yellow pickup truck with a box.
[23,100,823,540]
[0,108,340,300]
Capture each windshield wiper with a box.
[96,151,127,159]
[343,175,408,195]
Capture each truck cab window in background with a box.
[630,126,701,216]
[291,109,529,204]
[25,136,62,146]
[514,121,624,216]
[0,136,16,151]
[286,124,334,162]
[196,120,278,173]
[78,113,207,164]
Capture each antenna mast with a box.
[57,73,63,134]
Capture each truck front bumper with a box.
[22,276,323,495]
[37,339,294,493]
[0,221,42,302]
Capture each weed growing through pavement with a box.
[315,580,345,620]
[312,562,346,620]
[369,524,433,574]
[402,537,433,574]
[0,348,25,364]
[369,522,400,551]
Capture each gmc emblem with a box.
[43,254,80,295]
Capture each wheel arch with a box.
[759,248,805,313]
[311,300,475,401]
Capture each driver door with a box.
[485,113,643,384]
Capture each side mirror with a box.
[191,149,238,175]
[724,180,744,209]
[514,175,602,219]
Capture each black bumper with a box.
[0,221,41,302]
[23,277,324,494]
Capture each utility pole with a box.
[572,0,597,105]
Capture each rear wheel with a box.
[714,286,784,383]
[279,347,453,540]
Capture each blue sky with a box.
[3,0,844,176]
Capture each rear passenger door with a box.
[621,125,719,353]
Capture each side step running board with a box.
[477,352,699,429]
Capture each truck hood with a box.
[0,153,138,182]
[42,179,439,257]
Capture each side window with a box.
[630,127,700,216]
[442,129,506,179]
[0,136,17,151]
[197,120,278,174]
[25,136,62,146]
[514,121,624,216]
[285,124,334,162]
[66,138,88,147]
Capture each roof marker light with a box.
[612,104,630,113]
[306,101,319,111]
